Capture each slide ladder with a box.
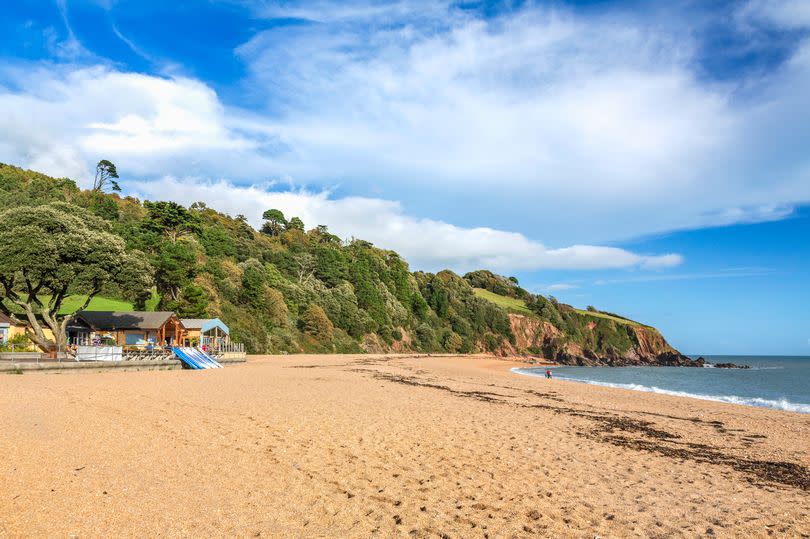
[172,347,223,369]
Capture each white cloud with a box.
[593,267,774,285]
[542,283,579,292]
[0,66,271,185]
[230,3,810,241]
[0,1,809,252]
[129,176,681,273]
[51,0,92,60]
[740,0,810,29]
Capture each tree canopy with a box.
[144,200,199,243]
[0,162,668,362]
[261,209,287,236]
[92,160,120,192]
[0,202,152,351]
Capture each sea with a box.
[513,356,810,414]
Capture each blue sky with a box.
[0,0,808,354]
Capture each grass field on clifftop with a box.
[9,294,135,315]
[472,288,533,315]
[572,308,646,327]
[474,288,647,327]
[58,295,134,314]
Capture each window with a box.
[125,332,146,345]
[0,327,7,344]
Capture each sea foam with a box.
[512,368,810,414]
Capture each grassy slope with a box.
[473,288,647,327]
[472,288,533,315]
[5,294,134,315]
[58,295,134,315]
[571,308,647,327]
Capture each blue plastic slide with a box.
[172,347,223,369]
[187,347,223,368]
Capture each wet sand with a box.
[0,354,808,537]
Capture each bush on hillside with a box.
[300,304,334,341]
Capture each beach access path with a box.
[0,354,808,537]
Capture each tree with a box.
[239,259,266,306]
[444,331,463,352]
[293,252,315,284]
[87,193,120,221]
[261,209,287,236]
[313,224,341,245]
[0,203,152,352]
[92,160,121,192]
[153,241,197,303]
[172,283,209,318]
[143,201,198,243]
[313,246,348,286]
[199,224,237,258]
[259,286,288,327]
[300,304,334,341]
[286,216,305,231]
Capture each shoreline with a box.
[1,353,807,536]
[511,364,810,415]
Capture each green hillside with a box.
[59,295,134,315]
[0,162,678,363]
[0,163,514,355]
[571,308,647,327]
[472,288,533,315]
[470,272,645,328]
[466,270,671,360]
[9,294,135,316]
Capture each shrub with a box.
[199,224,237,258]
[443,331,463,353]
[483,333,501,353]
[0,333,34,352]
[415,323,436,350]
[378,326,394,345]
[300,304,334,341]
[261,286,289,327]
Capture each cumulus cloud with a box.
[0,0,809,255]
[0,66,271,184]
[233,2,810,241]
[739,0,810,29]
[129,176,681,273]
[542,283,579,293]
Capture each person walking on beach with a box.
[545,369,552,379]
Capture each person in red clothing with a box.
[545,369,552,379]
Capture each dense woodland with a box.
[0,163,669,359]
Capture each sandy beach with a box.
[1,354,808,538]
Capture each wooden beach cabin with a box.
[0,313,28,344]
[75,311,186,347]
[180,318,230,348]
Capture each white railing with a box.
[204,342,244,354]
[2,339,245,363]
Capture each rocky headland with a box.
[501,313,707,367]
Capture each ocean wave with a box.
[511,368,810,413]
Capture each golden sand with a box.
[0,354,808,537]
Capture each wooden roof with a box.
[180,318,229,334]
[76,311,181,331]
